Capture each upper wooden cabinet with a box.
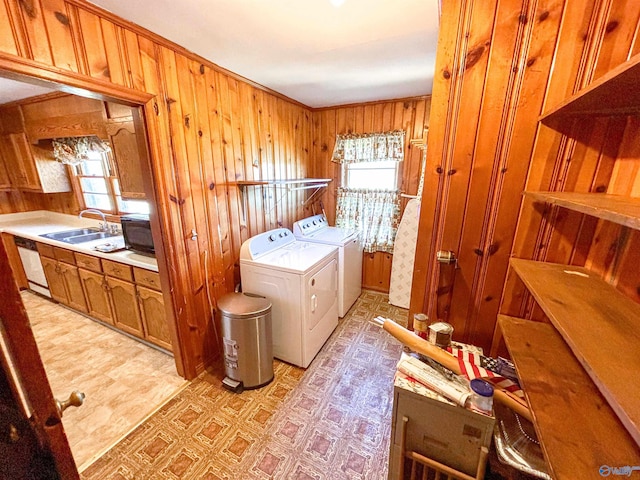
[106,119,146,199]
[0,133,71,193]
[0,133,41,190]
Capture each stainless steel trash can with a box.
[218,292,273,391]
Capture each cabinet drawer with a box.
[54,247,75,265]
[37,242,55,258]
[133,267,161,290]
[75,252,102,272]
[102,259,133,281]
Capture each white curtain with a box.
[336,188,400,253]
[332,130,404,253]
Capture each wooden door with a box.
[79,269,113,324]
[137,285,171,351]
[59,263,88,313]
[107,276,145,338]
[0,238,78,479]
[40,257,67,304]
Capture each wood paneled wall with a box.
[0,0,314,378]
[410,0,640,353]
[312,97,430,292]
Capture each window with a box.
[342,160,400,190]
[332,130,405,253]
[74,149,149,216]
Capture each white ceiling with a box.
[0,77,57,105]
[0,1,440,108]
[89,0,440,108]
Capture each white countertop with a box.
[0,211,158,272]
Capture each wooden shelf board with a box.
[540,53,640,123]
[499,315,640,480]
[525,191,640,229]
[510,258,640,446]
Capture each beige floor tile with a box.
[21,291,188,470]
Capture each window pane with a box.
[344,160,399,190]
[80,177,108,194]
[78,159,105,176]
[84,193,113,211]
[347,169,397,190]
[348,160,397,171]
[118,197,150,215]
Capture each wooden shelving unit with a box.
[509,258,640,445]
[499,315,640,480]
[505,35,640,480]
[525,191,640,229]
[539,53,640,123]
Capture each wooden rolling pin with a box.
[375,316,532,422]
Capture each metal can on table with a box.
[413,313,429,339]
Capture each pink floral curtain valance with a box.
[52,136,111,166]
[331,130,405,164]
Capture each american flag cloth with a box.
[447,346,526,402]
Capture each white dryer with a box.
[293,214,362,317]
[239,228,339,368]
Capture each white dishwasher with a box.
[14,236,51,298]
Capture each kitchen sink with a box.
[40,228,120,245]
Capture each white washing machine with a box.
[239,228,339,368]
[293,214,362,318]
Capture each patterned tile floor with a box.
[82,291,408,479]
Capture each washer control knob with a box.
[268,234,276,242]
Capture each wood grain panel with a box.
[75,6,108,80]
[100,18,126,87]
[0,1,19,55]
[16,0,53,65]
[465,0,567,347]
[592,0,640,81]
[40,0,78,72]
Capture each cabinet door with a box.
[107,276,144,338]
[40,257,67,304]
[78,268,113,325]
[0,133,41,190]
[137,285,171,351]
[107,121,145,199]
[59,262,88,313]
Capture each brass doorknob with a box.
[56,391,85,417]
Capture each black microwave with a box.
[121,214,155,255]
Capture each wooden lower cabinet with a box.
[137,285,171,350]
[39,244,171,351]
[78,268,113,325]
[59,263,88,313]
[107,276,145,339]
[40,256,67,304]
[40,255,88,313]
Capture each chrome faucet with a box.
[79,209,108,231]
